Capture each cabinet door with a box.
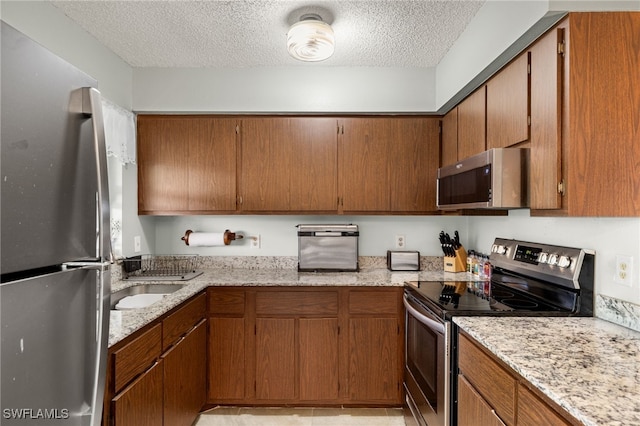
[389,118,440,212]
[457,374,506,426]
[486,53,530,149]
[300,318,339,401]
[348,317,400,402]
[112,360,163,426]
[529,26,564,210]
[240,117,337,212]
[208,317,246,400]
[566,13,640,216]
[518,383,572,426]
[137,116,189,213]
[137,116,238,214]
[457,88,486,160]
[339,117,440,213]
[255,318,296,400]
[441,107,458,166]
[458,333,516,425]
[187,117,238,212]
[163,320,207,426]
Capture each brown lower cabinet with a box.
[112,359,164,426]
[163,319,207,426]
[104,293,207,426]
[207,286,403,406]
[458,331,577,426]
[105,286,403,425]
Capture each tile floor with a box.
[194,407,405,426]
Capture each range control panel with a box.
[490,238,593,289]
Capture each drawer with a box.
[348,289,400,315]
[208,288,245,315]
[163,293,205,351]
[256,290,338,316]
[112,323,162,393]
[458,333,516,425]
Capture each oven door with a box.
[404,294,450,426]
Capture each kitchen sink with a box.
[110,284,185,309]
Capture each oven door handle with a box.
[403,295,445,335]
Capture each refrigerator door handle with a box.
[81,87,112,263]
[80,87,112,426]
[63,261,112,270]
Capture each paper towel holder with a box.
[181,229,244,246]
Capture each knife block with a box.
[444,246,467,273]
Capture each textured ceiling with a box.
[50,0,485,68]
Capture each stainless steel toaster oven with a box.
[297,224,359,272]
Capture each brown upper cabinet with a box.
[338,117,441,214]
[529,12,640,216]
[441,107,458,167]
[137,115,238,215]
[456,88,487,161]
[529,22,563,210]
[445,51,529,167]
[486,53,530,150]
[440,12,638,217]
[239,117,338,213]
[137,115,440,215]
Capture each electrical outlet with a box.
[251,235,261,249]
[134,236,141,253]
[614,255,633,287]
[395,235,406,249]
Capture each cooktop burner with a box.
[405,279,568,320]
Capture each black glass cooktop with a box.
[404,276,575,320]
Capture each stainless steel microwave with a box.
[437,148,529,210]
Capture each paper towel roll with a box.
[185,232,226,247]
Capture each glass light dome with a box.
[287,15,335,62]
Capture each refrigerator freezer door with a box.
[0,267,109,425]
[1,22,100,274]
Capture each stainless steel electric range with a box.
[403,238,595,426]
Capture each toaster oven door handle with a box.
[403,295,445,335]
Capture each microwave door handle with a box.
[403,295,445,334]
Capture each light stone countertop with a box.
[109,268,468,347]
[454,316,640,426]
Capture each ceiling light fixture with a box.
[287,14,335,62]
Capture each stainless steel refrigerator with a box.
[1,22,111,426]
